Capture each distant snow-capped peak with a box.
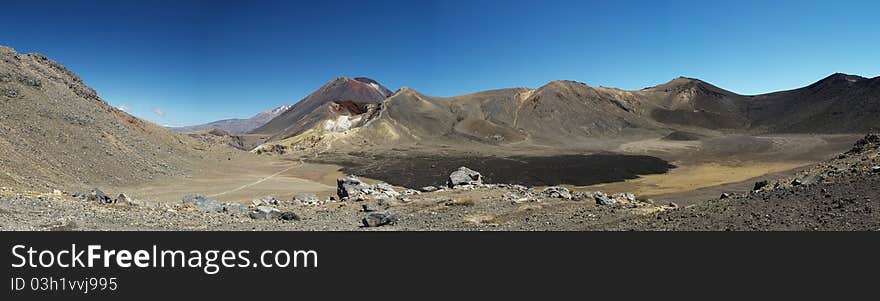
[269,104,292,115]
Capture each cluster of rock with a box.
[70,189,301,222]
[335,176,407,227]
[72,189,155,207]
[63,164,649,229]
[336,176,415,200]
[532,186,636,206]
[180,194,301,221]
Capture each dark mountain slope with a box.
[744,73,880,133]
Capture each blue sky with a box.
[2,0,878,126]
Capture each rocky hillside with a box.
[171,104,292,134]
[0,46,207,190]
[600,133,880,231]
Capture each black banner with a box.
[2,232,878,299]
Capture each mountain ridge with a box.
[251,72,880,154]
[171,104,292,134]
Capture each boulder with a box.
[594,191,614,206]
[115,193,132,205]
[249,206,282,220]
[87,189,113,204]
[720,193,731,199]
[571,191,592,202]
[363,212,398,227]
[872,166,880,173]
[280,211,301,221]
[447,167,482,187]
[800,174,824,185]
[542,186,572,199]
[753,180,769,191]
[362,204,377,212]
[337,176,371,199]
[182,194,225,212]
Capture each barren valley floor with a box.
[2,133,871,231]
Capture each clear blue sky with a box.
[2,0,878,126]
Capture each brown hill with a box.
[638,77,750,129]
[253,81,667,153]
[250,77,392,140]
[0,46,208,190]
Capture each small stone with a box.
[3,88,18,98]
[362,204,377,212]
[872,166,880,173]
[720,193,731,199]
[293,194,319,205]
[419,186,438,192]
[376,197,392,206]
[249,206,282,220]
[363,212,398,227]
